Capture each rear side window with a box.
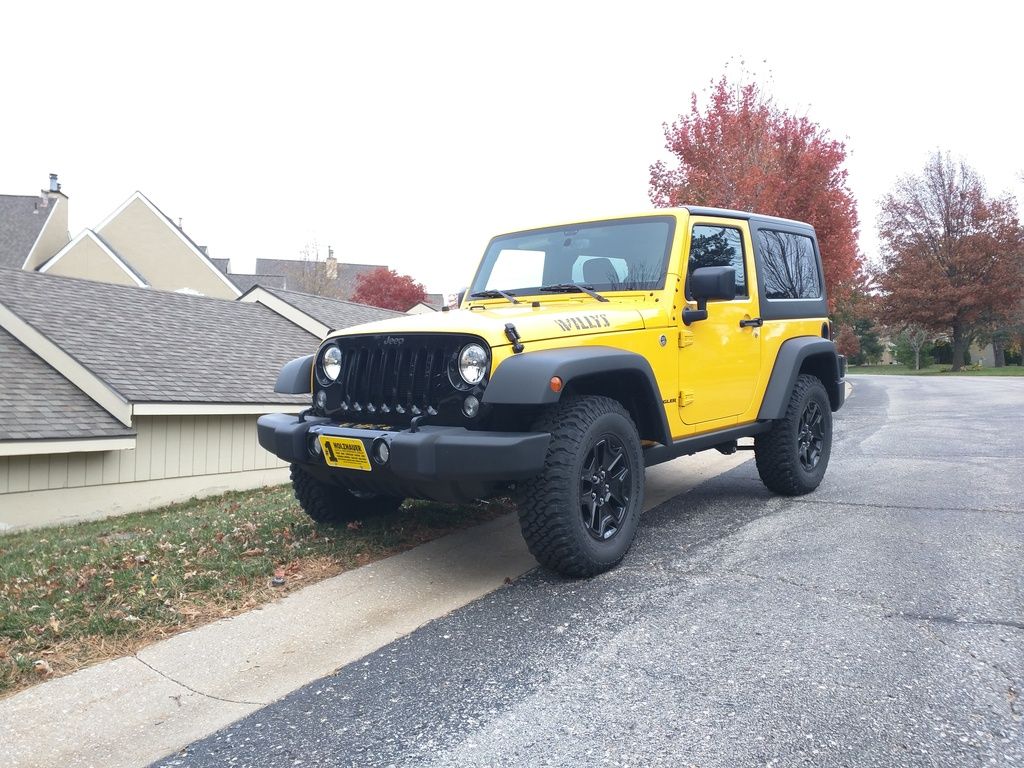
[688,225,747,298]
[758,230,822,299]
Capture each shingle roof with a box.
[0,267,317,405]
[209,257,230,274]
[258,287,402,330]
[250,259,381,299]
[0,327,135,441]
[0,195,53,269]
[229,273,287,292]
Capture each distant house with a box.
[0,174,70,271]
[217,252,384,300]
[0,269,312,529]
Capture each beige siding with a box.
[98,198,237,298]
[0,415,289,529]
[44,235,139,286]
[23,197,70,270]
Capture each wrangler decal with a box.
[554,314,611,333]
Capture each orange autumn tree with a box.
[352,267,426,312]
[878,152,1024,370]
[649,76,860,303]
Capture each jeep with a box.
[257,208,846,577]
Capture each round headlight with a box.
[458,344,488,386]
[321,345,342,382]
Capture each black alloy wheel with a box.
[797,399,825,471]
[579,435,632,541]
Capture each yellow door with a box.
[678,217,762,426]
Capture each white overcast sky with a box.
[3,0,1022,293]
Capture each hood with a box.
[325,299,654,347]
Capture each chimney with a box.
[42,172,66,202]
[326,246,337,280]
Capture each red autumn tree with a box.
[352,267,427,312]
[649,76,860,303]
[877,152,1024,370]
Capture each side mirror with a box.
[683,266,736,325]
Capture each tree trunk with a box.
[950,324,967,371]
[993,338,1006,367]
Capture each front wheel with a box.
[290,464,404,525]
[514,395,645,578]
[754,374,833,496]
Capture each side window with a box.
[687,225,747,298]
[758,230,822,299]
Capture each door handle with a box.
[739,317,763,328]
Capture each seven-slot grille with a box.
[321,334,480,423]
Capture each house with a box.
[216,251,384,300]
[0,174,70,271]
[38,190,240,299]
[0,268,315,529]
[238,285,402,339]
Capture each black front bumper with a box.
[257,413,550,503]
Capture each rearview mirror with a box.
[683,266,736,325]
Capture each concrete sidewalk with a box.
[0,450,751,768]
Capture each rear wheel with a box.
[514,395,644,578]
[754,374,832,495]
[290,464,404,525]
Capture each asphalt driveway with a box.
[158,376,1024,767]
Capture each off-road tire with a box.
[514,395,644,578]
[290,464,404,525]
[754,374,832,496]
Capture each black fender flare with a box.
[275,354,314,394]
[482,346,672,445]
[758,337,844,419]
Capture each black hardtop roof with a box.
[682,206,814,231]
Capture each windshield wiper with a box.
[469,288,520,304]
[538,283,609,302]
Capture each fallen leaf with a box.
[241,547,265,557]
[346,520,363,531]
[48,615,60,634]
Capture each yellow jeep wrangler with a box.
[258,208,846,577]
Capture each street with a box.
[157,376,1024,767]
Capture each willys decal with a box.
[554,314,611,333]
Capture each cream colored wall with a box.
[23,197,70,270]
[45,236,139,287]
[0,414,289,529]
[98,198,236,299]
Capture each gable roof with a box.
[238,285,402,337]
[0,195,56,269]
[0,327,135,444]
[95,191,241,297]
[38,229,149,287]
[0,267,314,406]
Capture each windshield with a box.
[469,216,675,298]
